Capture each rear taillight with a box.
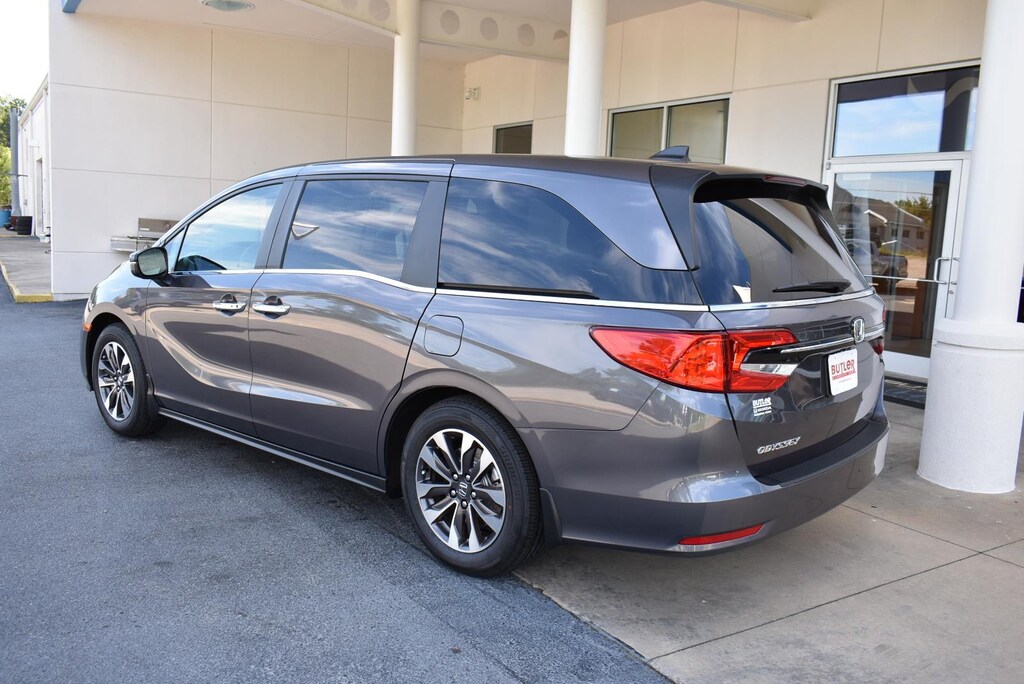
[870,336,884,356]
[590,327,797,393]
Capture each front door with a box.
[146,182,286,434]
[826,160,965,380]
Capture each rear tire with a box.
[401,396,541,577]
[91,323,165,437]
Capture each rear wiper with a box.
[773,280,850,294]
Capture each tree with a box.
[0,95,28,149]
[0,146,11,207]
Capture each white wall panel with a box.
[348,47,393,122]
[619,3,737,106]
[417,125,461,155]
[213,29,349,116]
[726,79,830,180]
[532,116,566,154]
[49,84,211,178]
[734,0,884,90]
[418,61,465,129]
[49,12,212,101]
[347,117,392,158]
[211,103,347,181]
[877,0,985,71]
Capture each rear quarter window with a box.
[438,178,698,304]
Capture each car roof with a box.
[254,154,821,189]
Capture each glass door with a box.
[826,160,964,380]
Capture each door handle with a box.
[931,256,952,284]
[252,297,290,316]
[212,295,246,313]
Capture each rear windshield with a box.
[653,171,869,306]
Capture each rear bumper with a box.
[524,385,888,554]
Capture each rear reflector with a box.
[590,328,797,393]
[679,524,764,546]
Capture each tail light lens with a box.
[590,327,797,393]
[870,336,884,356]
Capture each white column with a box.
[563,0,607,157]
[391,0,420,156]
[918,0,1024,493]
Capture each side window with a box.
[282,179,428,279]
[174,184,281,272]
[438,178,695,303]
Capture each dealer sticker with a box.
[828,348,858,396]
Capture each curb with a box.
[0,251,53,303]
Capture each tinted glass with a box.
[439,178,696,303]
[834,67,979,157]
[495,124,533,153]
[692,197,866,305]
[667,100,728,164]
[282,180,428,278]
[610,108,663,159]
[175,185,280,272]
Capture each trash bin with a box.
[11,215,32,235]
[0,207,11,228]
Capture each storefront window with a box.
[494,123,533,153]
[668,100,728,163]
[611,99,728,162]
[833,66,979,157]
[610,108,664,159]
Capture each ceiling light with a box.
[201,0,255,11]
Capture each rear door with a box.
[146,182,287,435]
[656,171,885,477]
[247,167,449,473]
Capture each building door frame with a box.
[824,159,968,381]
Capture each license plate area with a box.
[827,348,858,396]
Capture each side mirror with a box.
[130,246,168,279]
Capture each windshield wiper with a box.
[773,279,850,294]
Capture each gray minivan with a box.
[82,154,888,576]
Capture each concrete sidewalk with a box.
[0,235,52,302]
[517,403,1024,682]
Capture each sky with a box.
[0,0,50,102]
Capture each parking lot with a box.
[2,278,1022,683]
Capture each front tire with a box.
[91,323,165,437]
[401,397,541,577]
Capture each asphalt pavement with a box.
[0,278,664,683]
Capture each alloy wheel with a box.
[415,428,506,553]
[96,341,135,422]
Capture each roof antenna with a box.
[650,145,690,162]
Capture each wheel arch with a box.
[378,371,527,497]
[84,311,132,389]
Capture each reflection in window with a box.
[175,184,280,272]
[833,67,979,157]
[283,180,427,278]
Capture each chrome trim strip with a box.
[779,335,855,355]
[265,269,436,294]
[708,289,875,312]
[864,325,886,341]
[436,288,710,312]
